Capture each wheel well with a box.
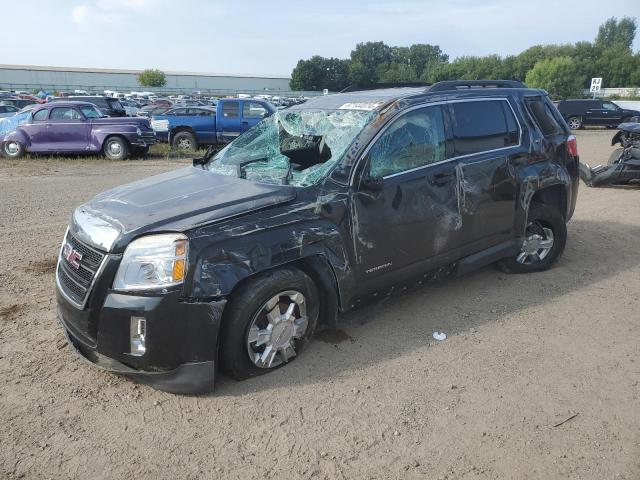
[102,134,129,149]
[531,185,567,219]
[221,255,341,328]
[170,127,196,139]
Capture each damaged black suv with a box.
[56,80,579,393]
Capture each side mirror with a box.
[362,175,383,191]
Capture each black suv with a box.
[49,96,127,117]
[556,99,640,129]
[56,80,579,393]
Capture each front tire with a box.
[567,117,582,130]
[2,141,25,159]
[498,203,567,274]
[220,267,320,380]
[103,136,129,160]
[171,131,197,151]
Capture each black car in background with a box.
[49,96,127,117]
[557,99,640,129]
[56,80,579,394]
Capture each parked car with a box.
[55,80,579,393]
[557,99,640,129]
[1,101,155,160]
[49,96,127,117]
[119,100,140,117]
[151,99,275,150]
[0,98,37,109]
[0,104,20,118]
[137,105,172,118]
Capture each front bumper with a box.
[57,285,226,394]
[130,131,157,147]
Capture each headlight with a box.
[136,127,142,136]
[113,233,188,291]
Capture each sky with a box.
[1,0,639,77]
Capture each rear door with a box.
[446,99,521,251]
[187,108,216,144]
[218,100,242,141]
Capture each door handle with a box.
[241,121,249,125]
[429,172,453,186]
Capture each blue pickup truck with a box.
[151,98,275,150]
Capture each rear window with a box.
[107,98,125,111]
[525,96,563,136]
[449,100,519,156]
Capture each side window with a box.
[0,106,6,113]
[33,109,48,121]
[450,100,518,156]
[368,105,446,178]
[243,102,268,119]
[50,108,81,120]
[169,108,187,116]
[222,102,239,118]
[525,96,562,136]
[602,101,619,111]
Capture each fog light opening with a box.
[130,316,146,356]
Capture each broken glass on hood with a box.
[0,110,31,136]
[206,109,375,186]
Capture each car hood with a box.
[70,167,296,253]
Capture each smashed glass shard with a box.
[206,109,374,186]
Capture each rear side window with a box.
[525,96,563,136]
[33,109,48,121]
[449,100,519,156]
[222,102,239,118]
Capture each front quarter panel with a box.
[90,124,139,151]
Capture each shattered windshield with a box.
[206,109,374,186]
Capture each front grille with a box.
[57,232,106,308]
[141,131,156,145]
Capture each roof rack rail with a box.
[427,80,526,93]
[340,82,431,93]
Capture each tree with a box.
[289,56,350,91]
[595,17,637,51]
[138,69,166,88]
[348,41,392,84]
[525,57,584,98]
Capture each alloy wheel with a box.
[246,290,309,369]
[516,221,554,265]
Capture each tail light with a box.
[567,135,578,157]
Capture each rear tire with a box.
[497,203,567,274]
[171,131,197,151]
[220,267,320,381]
[103,136,129,160]
[567,117,582,130]
[2,141,25,159]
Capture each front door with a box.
[351,104,464,290]
[46,107,90,151]
[219,101,242,142]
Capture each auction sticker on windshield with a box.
[338,102,384,111]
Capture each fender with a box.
[91,124,139,150]
[183,199,352,315]
[3,128,32,149]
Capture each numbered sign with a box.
[590,78,602,93]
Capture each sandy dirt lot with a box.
[0,130,638,479]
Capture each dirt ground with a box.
[0,130,638,479]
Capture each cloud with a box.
[71,0,159,31]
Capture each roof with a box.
[290,88,425,111]
[36,101,97,108]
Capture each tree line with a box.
[289,17,640,98]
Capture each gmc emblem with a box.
[62,242,83,269]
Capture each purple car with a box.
[1,101,156,160]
